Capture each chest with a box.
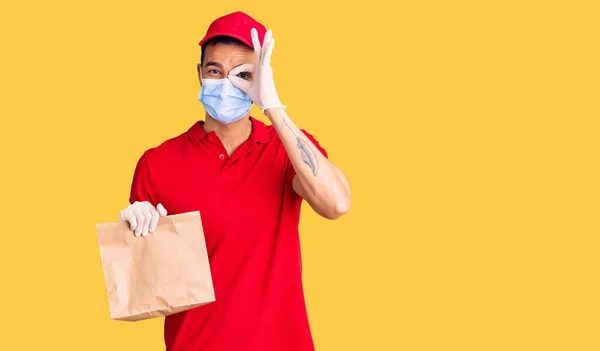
[151,141,293,236]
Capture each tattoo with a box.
[283,116,319,176]
[297,138,318,176]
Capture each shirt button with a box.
[219,154,225,160]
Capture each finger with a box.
[141,210,152,237]
[262,30,272,53]
[261,30,272,66]
[133,207,145,237]
[229,75,252,93]
[251,28,261,58]
[123,209,137,231]
[263,30,272,50]
[230,63,256,76]
[157,203,168,216]
[263,38,274,66]
[229,64,256,92]
[149,209,159,233]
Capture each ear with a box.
[197,63,202,85]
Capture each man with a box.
[118,11,351,351]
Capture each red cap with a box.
[198,11,267,49]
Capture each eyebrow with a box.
[204,61,223,69]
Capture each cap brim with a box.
[198,32,255,48]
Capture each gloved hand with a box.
[119,201,168,237]
[229,28,286,114]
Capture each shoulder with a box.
[138,129,190,164]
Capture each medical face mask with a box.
[198,77,253,124]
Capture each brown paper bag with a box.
[96,210,215,321]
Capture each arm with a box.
[266,107,351,219]
[229,28,351,219]
[129,152,156,205]
[121,152,168,236]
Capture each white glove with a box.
[119,201,168,237]
[229,28,285,114]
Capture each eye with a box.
[208,69,220,74]
[237,71,252,80]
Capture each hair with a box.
[200,36,250,66]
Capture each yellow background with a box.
[0,0,598,350]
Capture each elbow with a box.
[309,176,352,220]
[322,196,351,220]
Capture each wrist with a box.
[264,106,286,119]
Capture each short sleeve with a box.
[286,129,329,185]
[128,151,156,205]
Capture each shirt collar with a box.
[187,116,270,145]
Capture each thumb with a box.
[156,203,168,216]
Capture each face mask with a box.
[198,77,253,124]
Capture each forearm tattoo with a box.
[283,117,319,176]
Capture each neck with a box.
[203,114,253,154]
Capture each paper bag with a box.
[96,211,215,321]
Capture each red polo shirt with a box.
[128,117,327,351]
